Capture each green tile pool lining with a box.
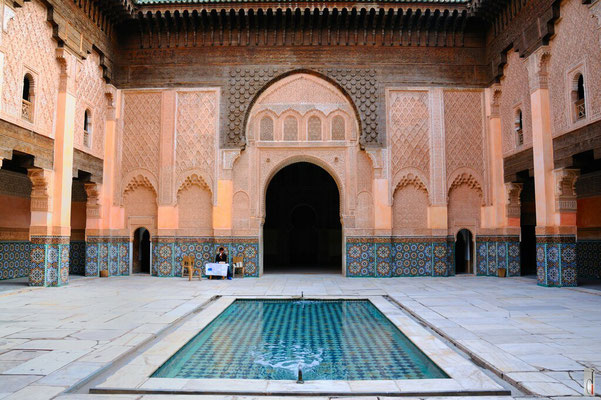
[152,299,449,380]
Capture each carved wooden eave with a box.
[125,5,478,48]
[483,0,560,83]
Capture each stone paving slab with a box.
[0,274,598,399]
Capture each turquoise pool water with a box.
[152,299,448,380]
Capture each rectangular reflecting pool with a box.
[152,299,448,380]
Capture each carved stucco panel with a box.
[444,90,486,203]
[176,90,218,194]
[121,92,161,185]
[388,90,430,179]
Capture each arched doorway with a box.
[263,162,341,273]
[132,227,150,274]
[455,229,473,274]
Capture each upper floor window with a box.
[573,73,586,121]
[21,74,34,122]
[331,115,345,140]
[308,116,322,141]
[83,109,92,147]
[283,116,298,141]
[260,116,274,141]
[514,109,523,147]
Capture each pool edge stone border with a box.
[90,295,511,397]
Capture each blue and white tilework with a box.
[475,237,520,277]
[346,237,452,277]
[0,241,30,280]
[536,236,577,287]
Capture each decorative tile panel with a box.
[536,236,577,287]
[69,241,86,275]
[29,236,70,287]
[0,241,30,280]
[153,237,260,278]
[347,237,451,278]
[577,240,601,280]
[86,237,130,277]
[475,236,521,277]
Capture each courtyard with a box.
[0,274,599,399]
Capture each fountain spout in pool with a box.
[297,365,304,384]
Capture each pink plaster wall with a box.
[74,52,106,158]
[500,50,532,156]
[549,0,601,135]
[0,194,30,230]
[1,0,60,137]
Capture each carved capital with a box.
[553,168,579,212]
[55,48,77,94]
[490,85,502,117]
[84,182,101,219]
[505,182,523,219]
[27,168,52,212]
[526,46,551,92]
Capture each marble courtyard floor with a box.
[0,274,599,400]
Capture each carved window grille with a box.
[21,74,34,123]
[260,116,274,141]
[572,73,586,122]
[308,116,322,141]
[283,116,298,141]
[514,109,523,147]
[83,109,92,148]
[331,115,345,140]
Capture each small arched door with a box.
[455,229,473,274]
[133,227,150,274]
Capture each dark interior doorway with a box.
[518,171,537,276]
[455,229,473,274]
[133,227,150,274]
[263,162,342,273]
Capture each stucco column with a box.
[50,48,77,238]
[25,49,77,287]
[99,88,119,232]
[527,48,578,287]
[484,86,509,228]
[156,91,178,235]
[428,88,448,232]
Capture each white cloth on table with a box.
[205,263,229,277]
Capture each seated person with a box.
[215,247,232,280]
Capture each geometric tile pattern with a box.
[69,241,86,275]
[0,241,31,280]
[85,237,130,277]
[29,236,70,287]
[536,236,577,287]
[576,240,601,280]
[476,236,521,277]
[152,237,260,278]
[346,237,453,277]
[152,300,448,380]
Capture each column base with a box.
[29,236,70,287]
[536,235,577,287]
